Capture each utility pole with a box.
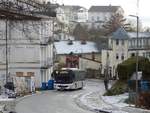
[104,50,109,91]
[129,15,139,107]
[136,15,139,107]
[128,0,140,107]
[107,51,110,79]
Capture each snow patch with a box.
[78,91,130,113]
[79,92,112,110]
[102,93,129,108]
[0,95,15,101]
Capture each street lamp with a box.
[129,14,139,107]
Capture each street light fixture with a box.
[129,14,139,107]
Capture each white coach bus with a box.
[52,68,85,90]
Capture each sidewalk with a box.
[75,91,150,113]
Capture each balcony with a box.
[129,45,150,50]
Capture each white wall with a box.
[79,58,101,70]
[88,12,112,23]
[56,7,68,24]
[0,20,54,88]
[102,38,129,77]
[58,6,87,23]
[77,8,87,22]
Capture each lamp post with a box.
[129,15,139,107]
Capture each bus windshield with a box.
[54,71,74,84]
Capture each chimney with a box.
[92,52,95,60]
[81,39,86,44]
[68,39,73,45]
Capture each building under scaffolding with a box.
[0,0,57,20]
[0,0,57,94]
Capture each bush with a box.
[117,57,150,80]
[104,80,127,96]
[141,62,150,80]
[104,87,125,96]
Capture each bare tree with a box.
[73,23,88,40]
[143,27,150,32]
[103,13,130,35]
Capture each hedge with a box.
[117,57,150,80]
[104,80,127,96]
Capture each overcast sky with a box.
[49,0,150,27]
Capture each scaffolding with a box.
[0,0,56,20]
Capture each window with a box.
[79,10,83,13]
[139,39,142,47]
[133,40,136,47]
[129,41,131,47]
[122,40,124,45]
[107,52,109,58]
[74,15,78,20]
[149,52,150,58]
[116,53,119,60]
[143,53,145,57]
[97,16,99,21]
[121,54,124,60]
[111,39,113,44]
[92,16,94,21]
[110,40,113,48]
[131,53,135,57]
[116,39,119,45]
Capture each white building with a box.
[88,6,124,29]
[54,5,88,41]
[77,7,88,23]
[56,7,68,24]
[57,5,87,23]
[101,28,150,78]
[0,19,54,88]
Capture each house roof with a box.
[88,6,120,12]
[111,27,150,39]
[112,27,129,39]
[54,40,99,55]
[128,32,150,39]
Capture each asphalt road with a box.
[15,79,105,113]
